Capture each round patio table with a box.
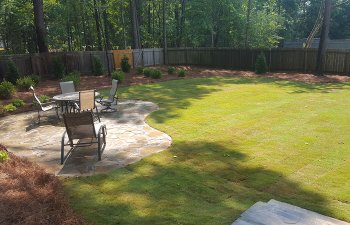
[53,92,100,113]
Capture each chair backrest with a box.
[63,112,96,141]
[29,86,43,108]
[79,90,95,111]
[60,81,75,94]
[108,79,118,102]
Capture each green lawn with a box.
[64,77,350,225]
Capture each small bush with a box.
[136,67,144,74]
[4,104,16,112]
[33,95,50,106]
[30,75,41,86]
[52,57,65,79]
[143,68,152,77]
[92,56,103,76]
[121,55,131,73]
[255,52,268,74]
[16,76,35,91]
[178,69,186,77]
[62,71,80,87]
[112,70,125,83]
[0,105,6,116]
[6,60,20,84]
[0,81,16,99]
[0,150,9,162]
[168,66,176,74]
[150,69,162,79]
[11,99,25,108]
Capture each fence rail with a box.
[167,48,350,75]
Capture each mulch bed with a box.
[0,147,86,225]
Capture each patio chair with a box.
[29,86,60,123]
[61,111,107,164]
[96,79,119,112]
[59,81,75,94]
[74,90,101,122]
[59,81,76,112]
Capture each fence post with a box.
[153,48,156,66]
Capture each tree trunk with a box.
[131,0,141,49]
[93,0,103,50]
[244,0,252,49]
[32,0,48,52]
[163,0,167,64]
[178,0,187,47]
[101,0,111,50]
[315,0,332,76]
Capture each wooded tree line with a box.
[0,0,349,54]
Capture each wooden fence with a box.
[167,48,350,75]
[133,48,164,67]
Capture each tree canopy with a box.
[0,0,349,54]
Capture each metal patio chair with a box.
[29,86,59,123]
[96,79,119,112]
[61,111,107,164]
[59,81,76,112]
[74,90,101,122]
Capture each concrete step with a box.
[231,200,350,225]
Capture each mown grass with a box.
[64,77,350,225]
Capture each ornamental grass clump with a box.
[16,76,35,91]
[0,81,16,99]
[62,71,80,87]
[112,70,125,83]
[6,60,20,85]
[168,66,176,74]
[121,55,131,73]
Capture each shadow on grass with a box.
[64,141,333,225]
[111,76,350,124]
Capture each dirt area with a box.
[1,66,350,117]
[0,147,86,225]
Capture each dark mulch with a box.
[1,66,350,117]
[0,150,87,225]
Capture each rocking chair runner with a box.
[61,111,107,164]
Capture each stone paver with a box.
[0,100,172,176]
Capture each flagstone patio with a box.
[0,100,172,176]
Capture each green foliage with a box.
[92,56,103,76]
[0,81,16,99]
[0,105,6,116]
[16,76,34,91]
[121,55,131,73]
[150,69,162,79]
[178,69,186,77]
[62,71,80,87]
[52,57,65,79]
[11,99,25,108]
[0,151,9,162]
[143,68,152,77]
[136,67,144,74]
[6,61,20,84]
[111,70,125,83]
[30,75,41,86]
[33,95,50,106]
[4,104,16,112]
[168,66,176,75]
[255,52,268,74]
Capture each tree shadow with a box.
[63,141,337,225]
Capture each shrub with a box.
[6,60,20,84]
[143,68,152,77]
[4,104,16,112]
[0,81,16,99]
[0,151,9,162]
[112,70,125,83]
[136,67,144,74]
[121,55,131,73]
[168,66,176,74]
[16,76,34,91]
[30,75,41,86]
[0,105,5,116]
[62,71,80,87]
[92,56,103,76]
[52,57,65,79]
[150,69,162,79]
[178,69,186,77]
[11,99,25,108]
[255,52,268,74]
[33,95,50,106]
